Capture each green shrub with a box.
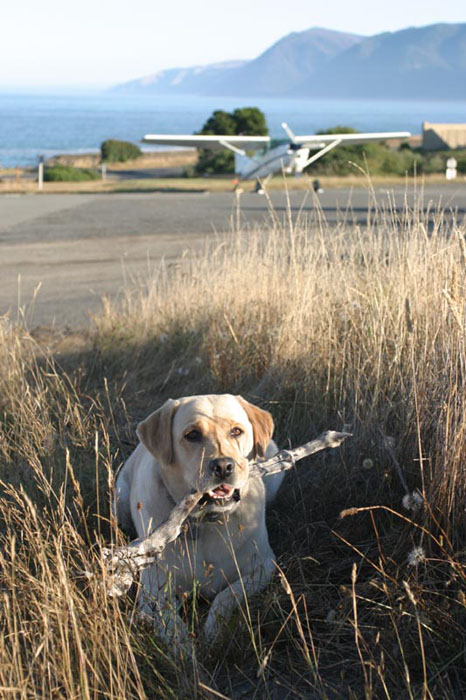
[232,107,268,136]
[376,148,419,176]
[183,164,196,178]
[195,107,268,175]
[305,126,466,177]
[196,149,236,175]
[100,139,142,163]
[421,149,466,175]
[454,151,466,173]
[43,165,100,182]
[421,153,445,175]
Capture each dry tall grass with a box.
[1,186,465,697]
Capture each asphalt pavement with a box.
[1,184,465,327]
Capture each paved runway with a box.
[1,184,465,327]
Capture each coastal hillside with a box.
[298,23,466,99]
[112,23,466,100]
[210,27,362,96]
[112,28,362,96]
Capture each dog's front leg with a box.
[139,566,189,645]
[203,558,275,642]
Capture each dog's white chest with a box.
[155,483,268,597]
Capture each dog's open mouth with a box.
[200,484,241,507]
[208,483,235,500]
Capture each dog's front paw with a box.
[202,607,225,643]
[138,598,191,649]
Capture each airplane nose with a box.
[209,457,235,479]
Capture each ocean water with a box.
[1,91,466,168]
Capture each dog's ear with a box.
[137,398,180,465]
[236,396,274,458]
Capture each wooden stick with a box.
[100,430,350,596]
[249,430,351,478]
[101,492,204,597]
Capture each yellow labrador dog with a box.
[114,394,283,642]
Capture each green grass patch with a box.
[44,164,100,182]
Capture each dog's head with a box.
[137,394,274,515]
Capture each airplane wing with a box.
[142,134,270,152]
[291,131,411,148]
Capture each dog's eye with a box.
[185,429,202,442]
[231,427,243,437]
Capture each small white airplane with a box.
[143,123,411,183]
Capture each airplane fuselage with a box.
[236,144,311,180]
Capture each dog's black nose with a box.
[209,457,235,479]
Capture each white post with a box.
[38,156,44,190]
[101,163,107,181]
[446,157,457,181]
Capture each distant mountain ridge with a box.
[115,60,247,95]
[112,28,362,96]
[112,23,466,100]
[210,27,363,95]
[296,23,466,99]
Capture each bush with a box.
[306,126,466,177]
[43,165,100,182]
[183,164,196,178]
[196,149,236,175]
[195,107,268,175]
[377,148,419,176]
[420,153,445,175]
[305,126,431,176]
[421,149,466,175]
[100,139,142,163]
[232,107,268,136]
[306,126,376,175]
[454,151,466,173]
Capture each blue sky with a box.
[2,0,465,88]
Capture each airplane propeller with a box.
[281,122,297,143]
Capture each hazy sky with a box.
[2,0,465,88]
